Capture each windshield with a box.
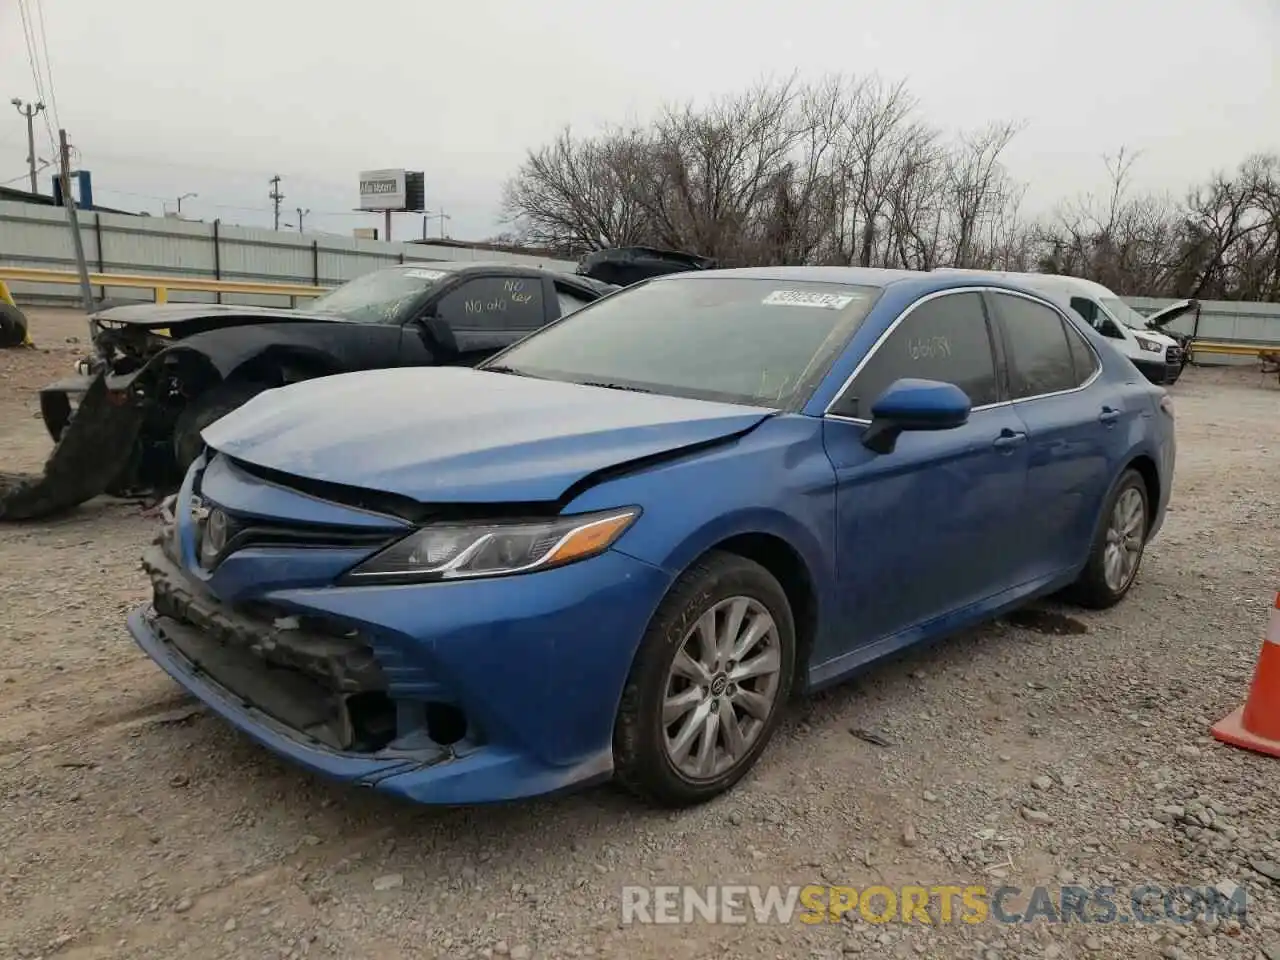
[484,277,882,408]
[1100,297,1152,331]
[308,265,457,324]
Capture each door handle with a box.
[1098,407,1121,425]
[992,429,1027,452]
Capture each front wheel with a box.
[1063,469,1150,609]
[172,379,271,475]
[613,551,796,808]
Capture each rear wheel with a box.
[1063,468,1149,609]
[173,379,271,474]
[0,302,29,348]
[613,551,795,807]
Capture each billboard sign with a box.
[358,169,407,211]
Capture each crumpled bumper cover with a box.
[127,535,673,805]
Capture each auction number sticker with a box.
[762,289,857,310]
[404,268,447,281]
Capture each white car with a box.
[933,270,1194,385]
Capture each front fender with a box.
[636,506,829,586]
[563,415,839,653]
[150,326,349,380]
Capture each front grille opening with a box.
[425,702,468,746]
[347,692,398,752]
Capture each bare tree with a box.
[500,125,654,253]
[500,74,1280,301]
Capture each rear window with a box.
[487,277,882,408]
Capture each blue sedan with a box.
[127,267,1175,807]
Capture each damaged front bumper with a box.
[126,458,671,804]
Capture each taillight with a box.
[1159,395,1174,419]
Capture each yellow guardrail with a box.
[1188,341,1280,359]
[0,266,330,308]
[2,267,1276,363]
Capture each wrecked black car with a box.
[0,262,617,520]
[0,246,715,521]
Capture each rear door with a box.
[986,290,1117,581]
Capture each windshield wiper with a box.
[575,380,655,394]
[483,364,530,377]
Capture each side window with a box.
[1063,319,1100,385]
[555,287,595,318]
[991,293,1079,398]
[837,292,998,419]
[1069,296,1098,324]
[1072,296,1122,338]
[434,275,545,331]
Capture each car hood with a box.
[201,367,773,504]
[93,303,342,329]
[1143,298,1197,331]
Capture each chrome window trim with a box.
[821,284,1101,423]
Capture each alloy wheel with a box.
[661,596,783,781]
[1103,486,1145,592]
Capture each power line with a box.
[93,186,169,201]
[15,0,57,154]
[15,1,46,105]
[1,159,52,186]
[33,0,61,133]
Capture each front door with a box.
[403,273,550,365]
[819,290,1030,665]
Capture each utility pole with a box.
[296,207,309,234]
[175,192,196,215]
[9,98,45,194]
[269,175,284,230]
[432,209,451,239]
[58,128,93,310]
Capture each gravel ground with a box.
[2,308,1279,960]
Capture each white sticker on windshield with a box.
[762,289,857,310]
[404,268,447,281]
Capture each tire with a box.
[613,550,796,808]
[172,379,271,474]
[0,302,29,348]
[1063,468,1150,609]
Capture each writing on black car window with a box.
[842,292,998,418]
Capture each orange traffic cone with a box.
[1211,592,1280,758]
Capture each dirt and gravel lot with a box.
[1,307,1279,960]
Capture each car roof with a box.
[931,268,1118,300]
[383,260,607,290]
[389,260,548,276]
[669,266,922,286]
[647,265,1083,302]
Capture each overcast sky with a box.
[2,0,1276,242]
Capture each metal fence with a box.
[1127,297,1280,366]
[4,199,1279,364]
[0,200,577,309]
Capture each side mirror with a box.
[423,314,459,353]
[861,378,971,454]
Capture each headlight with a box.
[343,507,640,583]
[1135,336,1164,354]
[199,507,230,569]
